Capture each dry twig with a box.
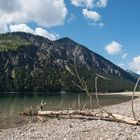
[131,77,140,120]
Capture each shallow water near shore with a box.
[0,92,136,129]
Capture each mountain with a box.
[126,70,139,79]
[0,32,139,93]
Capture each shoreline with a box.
[1,93,140,139]
[96,91,140,96]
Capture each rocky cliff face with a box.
[0,32,138,93]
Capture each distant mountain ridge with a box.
[126,70,139,79]
[0,32,139,93]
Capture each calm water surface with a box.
[0,92,134,129]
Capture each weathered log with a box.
[38,110,78,116]
[37,110,97,116]
[110,114,140,125]
[37,110,140,125]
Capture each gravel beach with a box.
[0,92,140,140]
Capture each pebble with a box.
[1,96,140,140]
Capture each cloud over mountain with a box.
[10,24,57,40]
[0,0,67,33]
[129,56,140,74]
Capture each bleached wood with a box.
[37,110,140,125]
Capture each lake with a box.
[0,92,134,129]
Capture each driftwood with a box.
[20,112,37,116]
[37,110,140,125]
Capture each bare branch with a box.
[71,60,117,118]
[74,61,85,88]
[96,74,110,80]
[95,76,100,107]
[82,102,87,110]
[72,81,85,91]
[78,94,81,111]
[95,74,110,106]
[131,77,140,120]
[94,74,118,121]
[72,100,76,110]
[72,60,93,110]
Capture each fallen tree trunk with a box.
[111,114,140,125]
[37,110,97,116]
[38,110,76,116]
[38,110,140,125]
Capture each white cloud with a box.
[21,0,67,27]
[0,0,21,13]
[129,56,140,74]
[71,0,94,8]
[9,24,34,34]
[71,0,109,27]
[0,11,27,26]
[97,0,108,8]
[122,53,128,59]
[105,41,122,55]
[9,24,57,40]
[35,28,56,40]
[0,0,67,31]
[71,0,109,8]
[83,9,101,22]
[0,22,8,33]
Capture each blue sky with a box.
[0,0,140,74]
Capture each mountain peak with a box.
[56,37,78,44]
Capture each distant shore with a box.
[96,91,140,96]
[1,92,140,140]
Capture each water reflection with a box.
[0,92,135,129]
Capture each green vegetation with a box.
[0,64,138,93]
[0,34,31,51]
